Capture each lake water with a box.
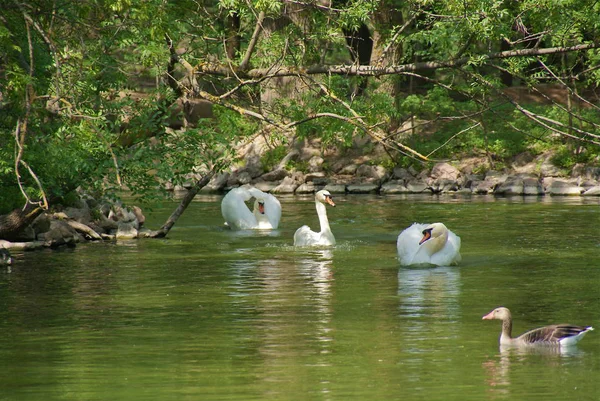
[1,194,599,400]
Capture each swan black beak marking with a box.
[258,202,265,214]
[419,229,432,245]
[325,196,336,207]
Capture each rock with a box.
[271,176,298,194]
[347,184,379,194]
[473,179,496,194]
[43,220,79,247]
[32,213,52,235]
[304,172,326,182]
[356,165,387,181]
[261,168,288,182]
[380,180,409,194]
[227,170,253,186]
[308,156,324,172]
[545,179,582,195]
[494,174,542,196]
[95,213,119,232]
[200,172,230,193]
[405,181,429,193]
[582,186,600,196]
[338,164,358,175]
[295,182,315,194]
[539,157,563,177]
[253,181,279,193]
[392,167,413,181]
[63,206,92,224]
[428,179,458,193]
[116,221,138,239]
[430,162,460,181]
[323,184,346,194]
[523,177,544,195]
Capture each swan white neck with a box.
[316,199,331,234]
[423,229,448,255]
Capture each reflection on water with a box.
[2,195,600,400]
[397,266,460,320]
[482,343,586,398]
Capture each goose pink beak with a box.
[482,311,494,320]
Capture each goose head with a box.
[482,307,511,321]
[316,190,335,207]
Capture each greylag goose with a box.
[482,307,593,347]
[397,222,461,266]
[293,190,336,247]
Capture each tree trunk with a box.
[0,203,44,241]
[141,170,215,238]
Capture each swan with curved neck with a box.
[483,307,593,347]
[221,185,281,230]
[397,222,461,266]
[293,190,336,246]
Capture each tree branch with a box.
[239,11,265,71]
[193,42,600,79]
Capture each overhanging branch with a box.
[194,42,600,79]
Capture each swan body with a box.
[293,190,336,247]
[397,223,461,266]
[482,307,593,347]
[221,185,281,230]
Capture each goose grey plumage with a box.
[482,307,593,347]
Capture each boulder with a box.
[200,172,230,193]
[347,184,379,194]
[380,180,410,194]
[261,168,288,182]
[544,179,582,195]
[42,220,79,247]
[582,186,600,196]
[356,165,387,181]
[295,182,315,194]
[116,221,138,239]
[323,184,346,194]
[271,176,299,194]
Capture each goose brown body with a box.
[482,307,593,347]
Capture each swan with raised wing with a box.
[221,185,281,230]
[482,307,593,348]
[293,190,336,247]
[397,222,461,266]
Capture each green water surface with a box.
[1,194,599,400]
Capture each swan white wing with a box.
[221,188,257,230]
[397,223,429,265]
[294,225,317,246]
[262,193,282,229]
[430,232,461,266]
[245,186,281,229]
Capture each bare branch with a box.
[375,14,417,67]
[194,42,600,79]
[239,11,265,71]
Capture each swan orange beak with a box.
[325,196,336,207]
[482,311,494,320]
[258,202,265,214]
[418,230,431,245]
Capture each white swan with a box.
[397,222,461,266]
[293,190,336,247]
[221,185,281,230]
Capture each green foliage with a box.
[1,0,600,213]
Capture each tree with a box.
[1,0,600,229]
